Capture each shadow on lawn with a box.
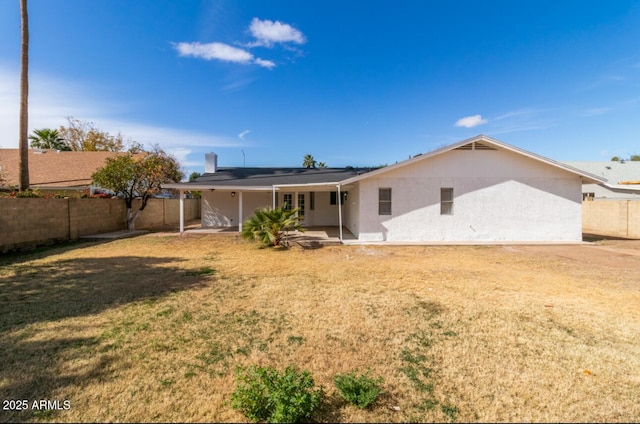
[0,255,210,333]
[0,254,211,422]
[0,335,115,422]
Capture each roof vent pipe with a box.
[205,153,218,173]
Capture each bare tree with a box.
[59,117,125,151]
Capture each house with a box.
[0,149,135,194]
[164,135,605,243]
[563,161,640,199]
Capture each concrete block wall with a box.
[1,199,71,252]
[69,198,126,239]
[582,199,640,239]
[1,198,201,253]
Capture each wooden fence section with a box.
[582,199,640,239]
[0,198,200,253]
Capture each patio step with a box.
[293,239,342,249]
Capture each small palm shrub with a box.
[231,365,323,423]
[334,370,384,409]
[241,204,304,247]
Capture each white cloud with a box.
[454,114,487,128]
[248,18,306,46]
[173,41,276,68]
[173,18,306,69]
[174,41,253,63]
[238,130,252,140]
[0,65,241,172]
[254,58,276,69]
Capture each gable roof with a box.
[0,149,136,190]
[340,134,607,185]
[563,161,640,190]
[164,135,607,192]
[165,167,372,190]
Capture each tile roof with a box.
[0,149,137,189]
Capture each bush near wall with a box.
[0,197,200,253]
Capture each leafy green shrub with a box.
[14,189,42,198]
[231,365,323,423]
[334,370,384,409]
[241,204,304,247]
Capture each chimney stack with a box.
[205,153,218,173]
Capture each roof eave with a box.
[162,183,275,191]
[602,183,640,192]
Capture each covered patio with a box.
[178,224,356,247]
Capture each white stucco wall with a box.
[201,190,271,227]
[201,189,346,228]
[310,191,343,226]
[356,149,584,242]
[345,186,360,238]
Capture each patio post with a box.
[238,191,243,232]
[337,184,343,241]
[179,189,185,235]
[272,186,276,208]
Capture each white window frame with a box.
[441,187,453,215]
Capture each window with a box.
[440,188,453,215]
[330,191,345,205]
[309,192,315,210]
[378,188,392,215]
[283,193,293,211]
[297,193,305,218]
[582,192,595,201]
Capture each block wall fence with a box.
[582,199,640,239]
[0,198,200,253]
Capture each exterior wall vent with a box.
[454,143,473,150]
[454,142,497,151]
[474,142,497,150]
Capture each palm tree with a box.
[29,128,70,150]
[18,0,29,191]
[302,154,316,168]
[317,162,327,168]
[241,204,304,247]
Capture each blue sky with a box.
[1,1,639,175]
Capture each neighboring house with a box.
[563,161,640,199]
[164,135,605,242]
[0,149,133,194]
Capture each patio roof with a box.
[163,167,373,190]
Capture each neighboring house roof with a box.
[563,160,640,191]
[0,149,133,190]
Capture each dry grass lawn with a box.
[1,233,639,422]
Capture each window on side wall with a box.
[441,188,453,215]
[379,188,392,215]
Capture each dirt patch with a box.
[516,240,640,270]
